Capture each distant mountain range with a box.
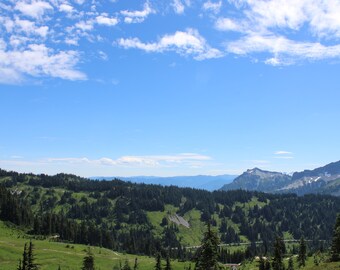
[90,174,236,191]
[220,160,340,196]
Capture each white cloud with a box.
[226,34,340,64]
[215,18,243,32]
[118,28,223,60]
[0,44,86,83]
[216,0,340,64]
[75,20,94,31]
[275,151,293,155]
[274,151,294,159]
[98,50,108,60]
[202,1,222,14]
[172,0,185,14]
[121,2,155,24]
[59,3,74,13]
[15,0,53,20]
[46,153,212,168]
[96,14,119,26]
[65,37,79,46]
[4,17,50,38]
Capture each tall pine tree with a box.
[271,236,284,270]
[154,253,162,270]
[330,214,340,262]
[164,253,172,270]
[195,223,220,270]
[18,241,39,270]
[297,237,306,267]
[81,248,94,270]
[133,257,138,270]
[27,240,39,270]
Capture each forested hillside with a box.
[1,168,340,262]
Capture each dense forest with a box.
[1,168,340,264]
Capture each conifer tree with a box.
[18,241,39,270]
[28,240,39,270]
[272,236,284,270]
[133,257,138,270]
[164,253,172,270]
[195,223,220,270]
[22,243,29,270]
[287,257,294,270]
[155,253,162,270]
[122,259,131,270]
[81,248,95,270]
[297,237,306,267]
[330,214,340,262]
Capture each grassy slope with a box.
[0,221,190,270]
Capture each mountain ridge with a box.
[90,174,236,191]
[220,160,340,196]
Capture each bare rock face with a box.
[169,214,190,228]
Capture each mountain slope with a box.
[220,168,292,192]
[280,160,340,196]
[220,160,340,196]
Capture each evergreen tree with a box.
[28,240,39,270]
[155,253,162,270]
[297,237,306,267]
[195,223,220,270]
[122,259,131,270]
[271,236,284,270]
[81,248,95,270]
[133,258,138,270]
[330,214,340,262]
[17,241,39,270]
[164,253,172,270]
[287,257,294,270]
[22,243,29,270]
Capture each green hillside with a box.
[1,168,340,269]
[0,221,189,270]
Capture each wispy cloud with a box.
[117,28,223,60]
[275,151,293,155]
[0,43,86,84]
[202,1,222,14]
[121,2,155,24]
[274,150,294,159]
[45,153,212,168]
[216,0,340,64]
[172,0,186,14]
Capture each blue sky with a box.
[1,0,340,177]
